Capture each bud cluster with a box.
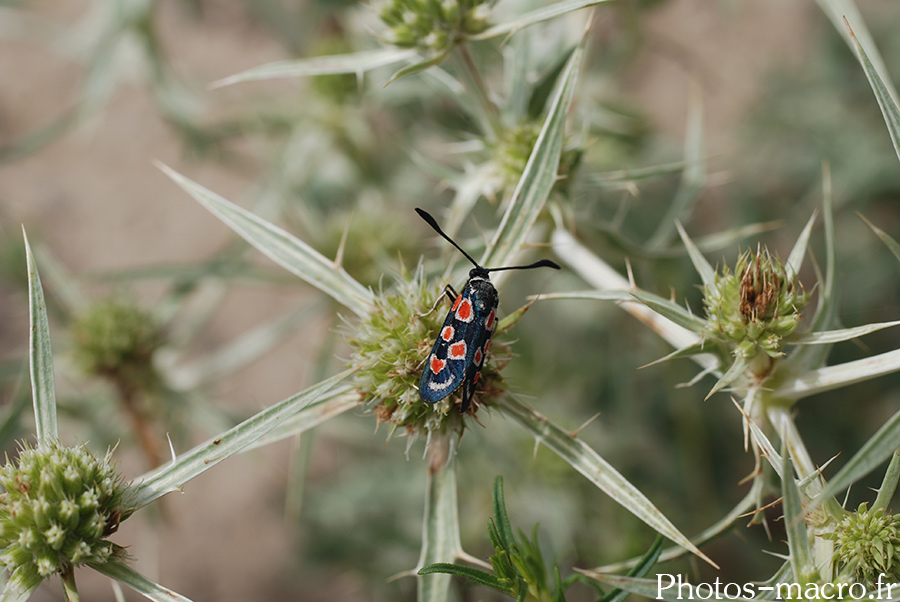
[379,0,491,52]
[703,248,809,362]
[71,298,163,391]
[825,503,900,586]
[0,440,134,590]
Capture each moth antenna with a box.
[415,208,481,269]
[487,259,561,273]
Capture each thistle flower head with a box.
[71,297,163,391]
[825,503,900,586]
[379,0,491,51]
[347,265,507,443]
[0,440,135,590]
[703,247,809,360]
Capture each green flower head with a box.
[347,266,508,444]
[826,503,900,586]
[0,440,135,591]
[71,297,163,391]
[380,0,491,52]
[703,247,809,361]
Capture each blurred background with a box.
[2,0,900,600]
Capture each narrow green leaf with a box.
[157,164,373,317]
[840,15,900,164]
[873,449,900,512]
[785,212,816,281]
[817,1,895,93]
[788,321,900,345]
[417,436,462,602]
[640,341,708,369]
[705,354,751,400]
[480,33,584,274]
[385,49,450,87]
[93,562,194,602]
[536,290,632,302]
[492,476,515,550]
[244,392,358,451]
[788,169,837,371]
[418,563,511,591]
[630,291,707,334]
[593,479,762,572]
[744,409,785,480]
[131,368,357,507]
[674,222,715,289]
[811,407,900,513]
[210,48,417,88]
[515,582,527,602]
[776,347,900,401]
[859,212,900,265]
[498,396,717,568]
[596,537,663,602]
[527,48,574,119]
[780,442,814,580]
[23,228,58,445]
[471,0,612,41]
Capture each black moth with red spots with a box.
[416,208,559,412]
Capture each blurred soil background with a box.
[1,0,900,600]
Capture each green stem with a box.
[454,42,502,140]
[61,566,80,602]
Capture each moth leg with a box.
[459,379,475,413]
[442,284,458,304]
[417,284,459,317]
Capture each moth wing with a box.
[418,291,481,402]
[459,305,496,412]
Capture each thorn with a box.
[570,412,601,438]
[166,433,177,465]
[625,257,636,289]
[335,212,352,270]
[737,496,781,520]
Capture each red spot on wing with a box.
[473,373,480,384]
[441,325,454,341]
[456,298,473,322]
[485,309,495,330]
[449,341,467,360]
[484,339,490,354]
[451,294,462,311]
[474,348,483,365]
[430,356,446,374]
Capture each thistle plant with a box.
[552,8,900,589]
[6,0,900,599]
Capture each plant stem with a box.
[454,42,502,140]
[61,566,80,602]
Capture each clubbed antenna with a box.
[488,259,560,272]
[416,208,481,268]
[415,208,561,273]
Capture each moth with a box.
[416,208,560,412]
